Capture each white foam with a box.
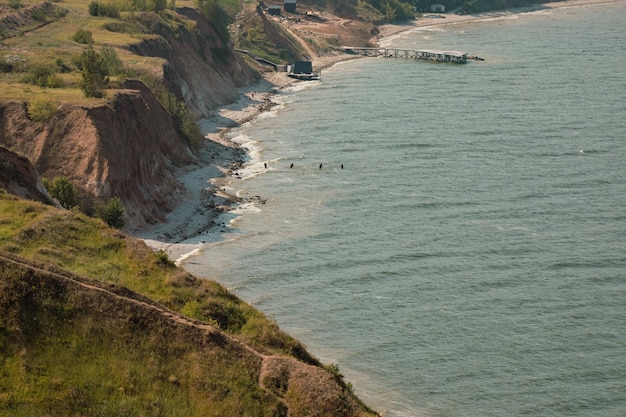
[231,202,262,215]
[284,81,321,93]
[175,247,202,266]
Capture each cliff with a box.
[128,8,259,117]
[0,3,382,412]
[0,84,195,229]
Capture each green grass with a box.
[0,191,317,362]
[1,0,182,103]
[0,191,323,415]
[0,261,280,416]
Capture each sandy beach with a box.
[139,0,621,262]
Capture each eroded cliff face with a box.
[130,8,259,117]
[0,83,194,229]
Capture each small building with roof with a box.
[287,61,319,80]
[430,3,445,12]
[284,0,297,13]
[267,4,281,15]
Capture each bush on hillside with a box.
[20,65,64,88]
[198,0,230,43]
[102,21,141,34]
[42,177,81,210]
[148,0,167,12]
[100,45,125,76]
[88,1,120,17]
[89,1,120,19]
[159,92,202,151]
[95,197,126,228]
[72,28,94,44]
[27,97,58,122]
[366,0,415,21]
[79,47,109,98]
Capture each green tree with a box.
[79,47,109,98]
[96,197,126,228]
[100,45,124,76]
[42,177,80,210]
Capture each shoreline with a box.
[138,0,620,262]
[137,55,357,261]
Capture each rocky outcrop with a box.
[0,145,54,204]
[0,83,195,228]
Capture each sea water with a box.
[182,2,626,416]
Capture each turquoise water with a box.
[183,3,626,416]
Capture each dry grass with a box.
[0,0,167,102]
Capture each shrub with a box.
[48,74,65,88]
[79,47,109,98]
[55,58,72,74]
[72,29,94,45]
[102,21,140,34]
[148,0,167,12]
[155,249,176,267]
[1,61,14,73]
[21,65,64,88]
[101,2,121,17]
[95,197,126,228]
[160,92,202,150]
[88,1,99,15]
[27,97,58,122]
[132,0,147,10]
[42,177,80,209]
[9,0,23,9]
[88,1,120,17]
[100,45,124,76]
[198,0,230,43]
[21,64,52,87]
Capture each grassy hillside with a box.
[0,190,314,360]
[0,0,240,104]
[0,190,377,416]
[1,254,280,416]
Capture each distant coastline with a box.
[377,0,621,39]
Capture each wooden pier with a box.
[342,47,471,64]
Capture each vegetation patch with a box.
[0,253,284,417]
[26,97,58,122]
[0,194,316,362]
